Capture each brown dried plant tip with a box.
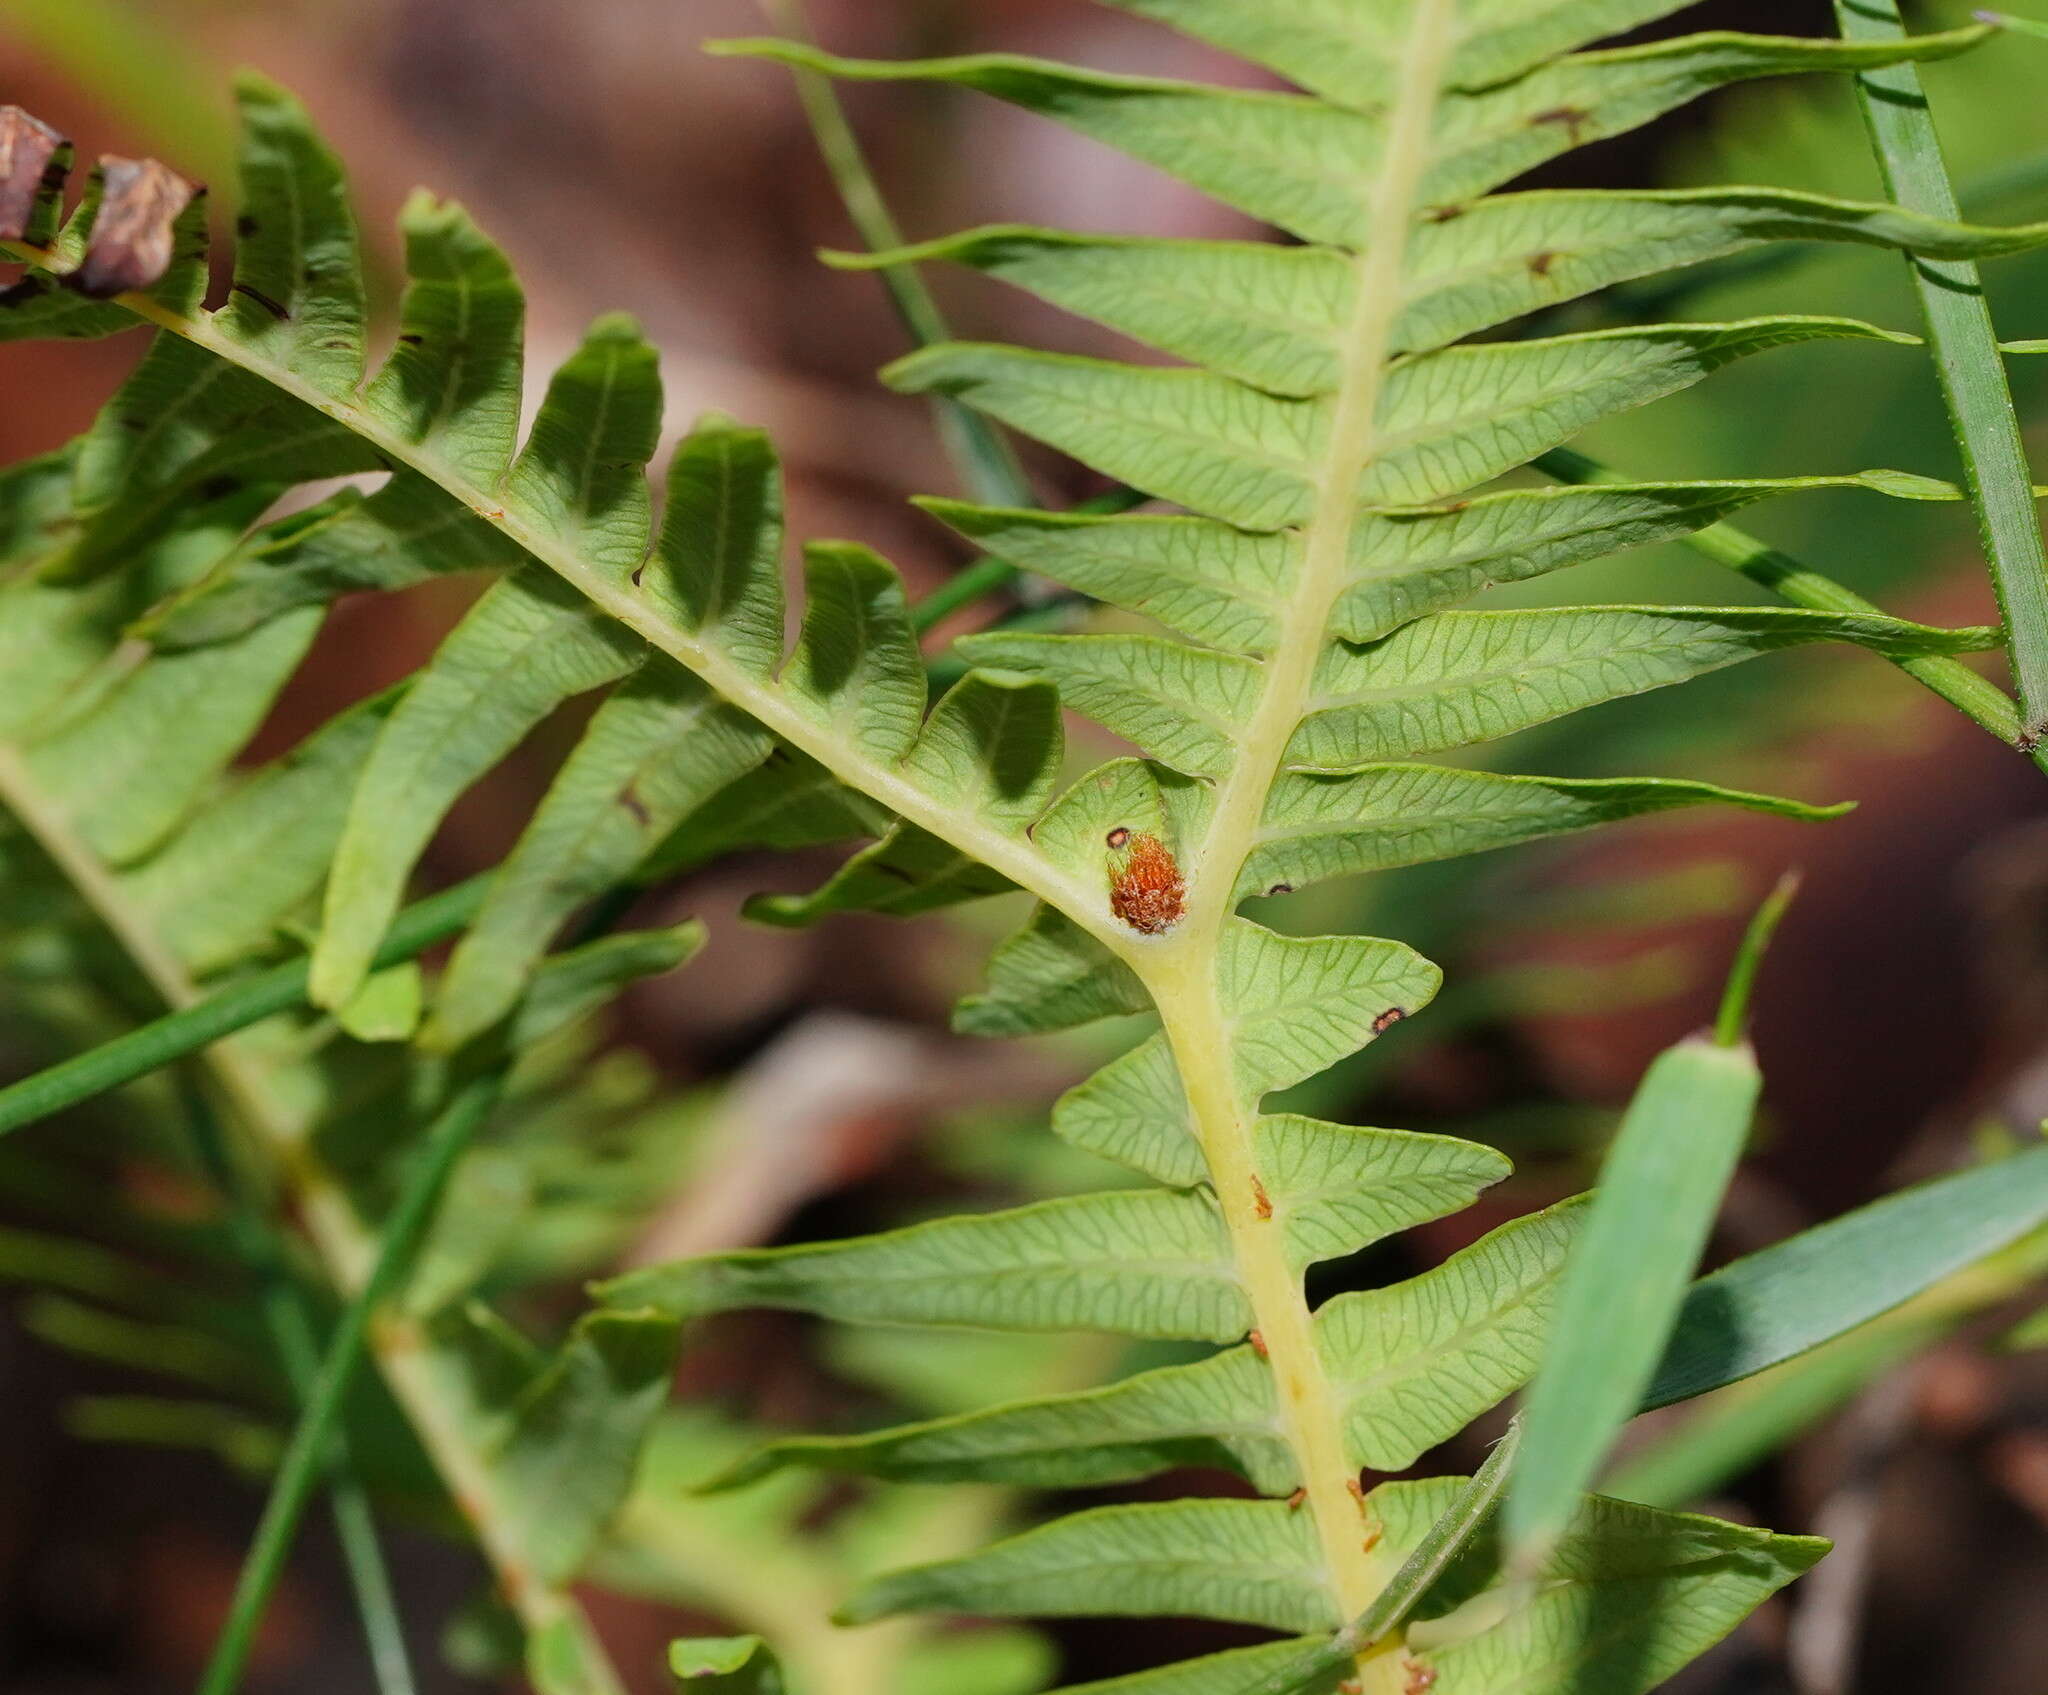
[75,156,200,297]
[1105,827,1185,935]
[0,107,66,242]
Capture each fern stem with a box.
[196,1073,503,1695]
[0,254,1117,948]
[1137,4,1460,1683]
[181,1081,419,1695]
[1246,1421,1524,1695]
[1533,446,2038,760]
[1835,0,2048,744]
[760,0,1034,511]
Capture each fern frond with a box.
[6,12,2046,1690]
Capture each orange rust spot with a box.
[1371,1005,1407,1035]
[1526,249,1558,278]
[1403,1658,1437,1695]
[1339,1682,1363,1695]
[1249,1328,1268,1359]
[1252,1177,1273,1220]
[1530,104,1592,139]
[1107,830,1186,935]
[1362,1524,1382,1554]
[1286,1486,1307,1511]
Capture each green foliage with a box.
[6,6,2048,1694]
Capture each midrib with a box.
[1139,1,1460,1680]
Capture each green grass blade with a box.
[0,874,490,1139]
[1836,0,2048,743]
[1507,882,1793,1562]
[182,1087,417,1695]
[1241,1423,1523,1695]
[1715,870,1800,1047]
[1609,1321,1938,1509]
[195,1074,502,1695]
[1504,1031,1762,1564]
[1978,12,2048,44]
[756,0,1032,511]
[1647,1138,2048,1406]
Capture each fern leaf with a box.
[1318,1200,1581,1470]
[711,1200,1569,1496]
[1036,1639,1346,1695]
[312,569,644,1009]
[707,1342,1296,1494]
[666,1636,785,1694]
[842,190,2048,387]
[653,415,788,677]
[492,1309,681,1587]
[428,667,770,1049]
[122,691,398,973]
[1384,1479,1826,1694]
[225,76,366,392]
[364,192,526,480]
[1240,766,1848,900]
[720,29,1986,244]
[1284,604,1989,768]
[838,1497,1332,1632]
[601,1189,1249,1342]
[889,319,1917,525]
[147,476,525,648]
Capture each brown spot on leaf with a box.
[1424,202,1467,223]
[397,332,424,345]
[74,156,198,297]
[1371,1005,1406,1035]
[1249,1329,1268,1359]
[619,785,650,826]
[1526,249,1558,278]
[1286,1487,1307,1511]
[1265,882,1294,898]
[1403,1659,1437,1695]
[1530,105,1592,141]
[1252,1177,1272,1220]
[0,106,66,241]
[229,279,290,321]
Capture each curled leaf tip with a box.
[1714,869,1801,1047]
